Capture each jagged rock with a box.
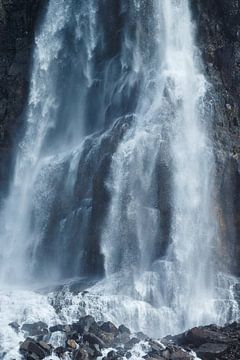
[89,343,102,357]
[83,332,106,348]
[149,340,165,354]
[100,321,118,334]
[124,337,140,351]
[97,330,115,346]
[49,324,66,333]
[194,343,228,359]
[118,324,131,335]
[74,347,90,360]
[54,346,66,357]
[17,316,240,360]
[8,321,20,332]
[170,348,193,359]
[19,337,51,359]
[106,349,119,359]
[114,331,130,346]
[21,322,48,337]
[73,315,99,334]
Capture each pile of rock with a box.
[168,322,240,360]
[16,315,194,359]
[12,317,240,359]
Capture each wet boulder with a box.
[100,321,118,335]
[19,337,52,359]
[83,332,106,348]
[74,347,90,360]
[124,337,140,351]
[194,342,228,359]
[73,315,99,334]
[21,321,48,337]
[118,324,131,335]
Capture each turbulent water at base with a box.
[0,0,239,358]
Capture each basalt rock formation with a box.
[190,0,240,276]
[0,0,42,196]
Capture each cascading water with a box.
[100,0,220,333]
[0,0,239,358]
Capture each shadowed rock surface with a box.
[0,0,43,196]
[17,316,240,359]
[191,0,240,275]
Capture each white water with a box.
[101,0,238,334]
[0,0,239,358]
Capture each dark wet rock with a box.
[190,0,240,276]
[18,316,240,360]
[19,337,52,359]
[118,324,131,335]
[124,337,140,351]
[105,349,124,360]
[54,346,67,357]
[170,322,240,360]
[125,351,132,359]
[8,321,20,332]
[83,332,106,348]
[21,321,48,337]
[49,324,66,333]
[73,315,99,335]
[74,347,90,360]
[89,343,102,357]
[114,332,131,346]
[0,0,43,198]
[149,340,165,355]
[97,330,115,346]
[100,321,118,335]
[195,343,228,359]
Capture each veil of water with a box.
[0,0,239,357]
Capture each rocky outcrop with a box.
[16,316,240,359]
[169,322,240,360]
[0,0,43,196]
[191,0,240,276]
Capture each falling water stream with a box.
[0,0,239,358]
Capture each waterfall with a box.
[101,0,219,333]
[0,0,238,345]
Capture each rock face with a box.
[0,0,42,196]
[17,316,240,359]
[191,0,240,275]
[169,322,240,360]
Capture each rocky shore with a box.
[9,316,240,360]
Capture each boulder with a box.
[100,321,118,334]
[195,342,228,359]
[83,332,106,348]
[97,330,115,346]
[118,324,130,334]
[21,321,48,337]
[54,346,67,357]
[124,337,140,351]
[49,324,66,333]
[73,315,99,334]
[19,338,51,359]
[74,347,90,360]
